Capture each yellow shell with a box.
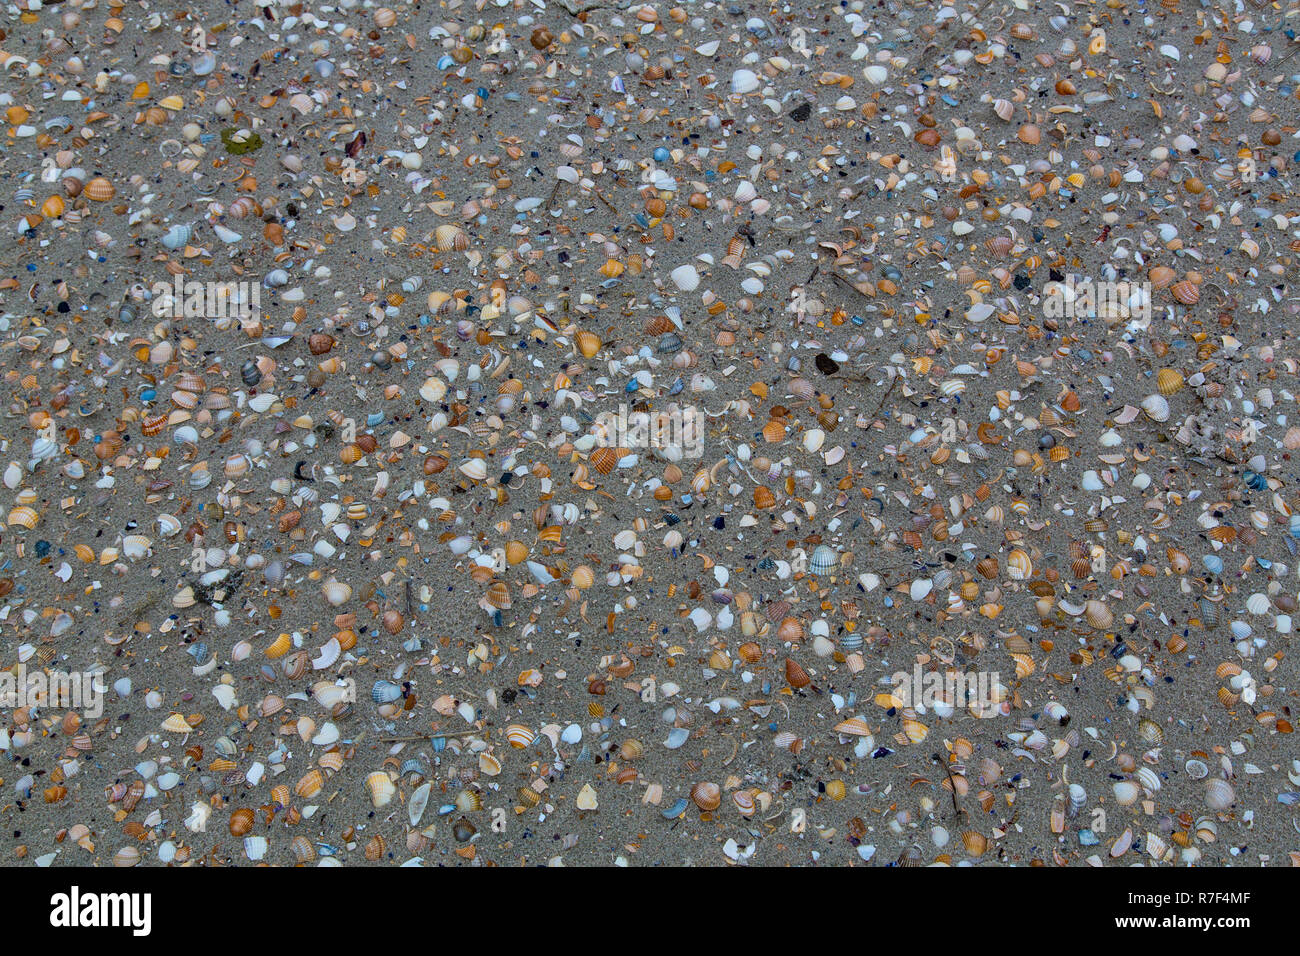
[365,771,396,808]
[598,258,625,278]
[84,177,116,201]
[1156,368,1184,395]
[161,713,193,733]
[575,330,602,358]
[41,195,66,218]
[962,830,988,856]
[570,565,594,589]
[505,540,528,565]
[7,506,38,529]
[295,768,324,798]
[264,632,292,659]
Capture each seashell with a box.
[785,657,811,688]
[322,580,352,606]
[371,680,403,704]
[290,836,316,863]
[7,506,38,529]
[434,224,469,251]
[834,716,872,737]
[84,177,116,201]
[1113,780,1140,806]
[365,771,396,808]
[590,446,617,475]
[690,781,721,811]
[1141,394,1169,422]
[809,545,839,575]
[1083,600,1113,630]
[1204,779,1235,810]
[732,790,756,817]
[1169,280,1200,305]
[228,807,255,836]
[961,830,987,856]
[1156,368,1184,395]
[762,418,786,443]
[1184,758,1208,780]
[1005,549,1032,580]
[1136,718,1163,745]
[506,724,536,748]
[295,769,324,799]
[161,713,194,733]
[575,330,602,358]
[992,98,1015,121]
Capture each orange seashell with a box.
[575,330,602,358]
[1170,280,1200,305]
[228,807,256,836]
[84,177,116,201]
[753,486,776,509]
[589,446,617,475]
[762,418,786,443]
[1149,265,1176,288]
[785,657,811,688]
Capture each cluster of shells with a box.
[0,0,1298,868]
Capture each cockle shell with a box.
[365,771,396,808]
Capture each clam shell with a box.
[365,771,396,808]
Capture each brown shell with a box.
[1170,280,1200,305]
[228,807,256,836]
[785,657,811,688]
[309,333,336,355]
[690,781,721,811]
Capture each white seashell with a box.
[670,264,700,291]
[730,69,760,94]
[802,428,825,453]
[1141,394,1169,422]
[458,459,488,480]
[1204,778,1235,810]
[1112,780,1140,805]
[322,580,352,606]
[409,781,431,826]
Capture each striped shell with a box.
[84,177,116,201]
[1156,368,1184,395]
[434,224,469,251]
[506,724,536,748]
[1006,548,1032,580]
[1170,280,1200,305]
[690,781,721,811]
[365,771,396,808]
[7,506,38,529]
[808,545,839,575]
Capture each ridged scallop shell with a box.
[365,771,396,808]
[295,768,324,798]
[1170,280,1200,305]
[690,781,721,811]
[322,580,352,606]
[7,506,38,529]
[1156,368,1184,395]
[1204,778,1235,810]
[1084,599,1113,630]
[1005,548,1032,580]
[506,724,536,748]
[833,716,872,736]
[808,545,839,575]
[84,176,116,201]
[784,657,811,688]
[371,680,402,703]
[1141,394,1170,422]
[1113,780,1140,805]
[434,224,469,251]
